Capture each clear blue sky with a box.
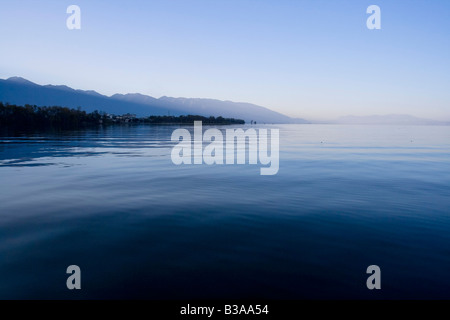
[1,0,449,120]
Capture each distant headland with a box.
[0,102,245,131]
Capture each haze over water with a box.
[1,124,450,299]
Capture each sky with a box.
[0,0,449,120]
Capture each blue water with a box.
[0,124,450,299]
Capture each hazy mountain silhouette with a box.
[0,77,308,123]
[335,114,448,125]
[0,77,171,117]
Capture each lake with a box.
[0,124,449,299]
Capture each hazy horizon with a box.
[1,0,449,121]
[2,75,448,123]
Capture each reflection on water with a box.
[0,125,177,167]
[0,124,450,299]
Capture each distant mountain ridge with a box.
[335,114,449,126]
[2,77,444,125]
[0,77,308,124]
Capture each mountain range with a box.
[0,77,308,124]
[1,77,447,126]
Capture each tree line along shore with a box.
[0,102,245,130]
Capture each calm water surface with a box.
[0,124,449,299]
